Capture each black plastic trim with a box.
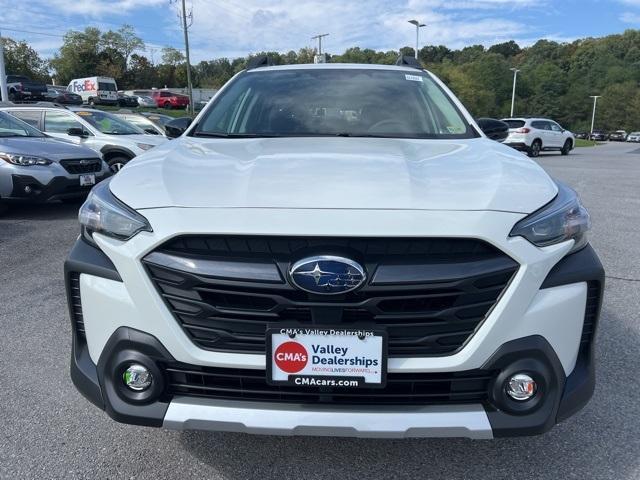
[100,145,135,160]
[482,336,567,437]
[7,172,110,203]
[96,327,175,427]
[65,237,122,282]
[541,244,604,289]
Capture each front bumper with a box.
[2,171,111,203]
[65,219,604,438]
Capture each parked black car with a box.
[117,94,139,108]
[45,86,83,105]
[608,130,628,142]
[590,130,609,141]
[4,75,47,101]
[574,132,589,140]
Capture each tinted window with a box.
[160,92,172,97]
[7,75,29,83]
[0,111,45,137]
[531,121,549,130]
[194,69,475,139]
[503,120,525,128]
[550,122,562,132]
[10,110,42,129]
[45,111,83,133]
[98,82,117,91]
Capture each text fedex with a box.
[71,80,97,92]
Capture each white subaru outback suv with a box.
[502,117,575,157]
[65,57,603,439]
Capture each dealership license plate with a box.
[79,174,96,186]
[267,327,387,388]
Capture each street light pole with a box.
[311,33,329,55]
[408,20,426,60]
[509,68,520,117]
[0,30,8,102]
[590,95,601,139]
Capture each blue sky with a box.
[1,0,639,62]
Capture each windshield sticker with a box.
[76,111,92,116]
[405,74,423,82]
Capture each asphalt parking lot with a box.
[1,142,639,479]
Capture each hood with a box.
[0,136,99,160]
[110,137,557,213]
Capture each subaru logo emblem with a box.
[289,256,366,295]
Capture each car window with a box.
[7,75,29,83]
[0,111,45,137]
[503,120,525,128]
[195,69,475,139]
[45,111,84,134]
[9,110,42,129]
[74,110,144,135]
[160,92,171,97]
[550,122,562,132]
[98,82,117,91]
[122,115,159,132]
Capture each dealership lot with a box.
[0,142,638,479]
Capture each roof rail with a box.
[395,55,423,70]
[5,101,68,109]
[246,55,274,70]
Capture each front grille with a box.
[60,158,102,174]
[165,363,496,405]
[143,236,519,357]
[68,273,85,338]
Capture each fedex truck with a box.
[67,76,118,105]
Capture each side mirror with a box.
[165,117,193,139]
[476,118,509,143]
[67,127,88,138]
[144,128,159,135]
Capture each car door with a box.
[43,110,90,144]
[548,121,565,147]
[530,121,549,147]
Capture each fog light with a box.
[506,373,537,401]
[123,364,152,391]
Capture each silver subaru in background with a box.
[0,111,111,209]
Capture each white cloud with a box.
[180,0,538,60]
[620,11,640,23]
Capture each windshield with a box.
[75,110,144,135]
[121,115,161,133]
[0,111,45,137]
[194,68,476,139]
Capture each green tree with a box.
[0,37,49,80]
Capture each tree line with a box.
[2,27,640,131]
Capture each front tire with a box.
[164,102,172,109]
[561,139,572,155]
[107,156,129,173]
[528,140,542,158]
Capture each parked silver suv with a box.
[0,111,110,208]
[0,104,167,172]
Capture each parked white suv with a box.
[65,59,603,439]
[1,105,167,172]
[502,118,575,157]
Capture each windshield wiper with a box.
[192,132,283,138]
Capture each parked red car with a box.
[151,90,190,109]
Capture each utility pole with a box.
[590,95,601,140]
[0,30,8,102]
[172,0,194,116]
[311,33,329,55]
[408,20,426,60]
[509,68,520,117]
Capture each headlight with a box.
[509,181,590,253]
[136,143,155,151]
[0,152,52,166]
[79,178,152,245]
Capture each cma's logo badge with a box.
[71,80,96,92]
[289,256,366,295]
